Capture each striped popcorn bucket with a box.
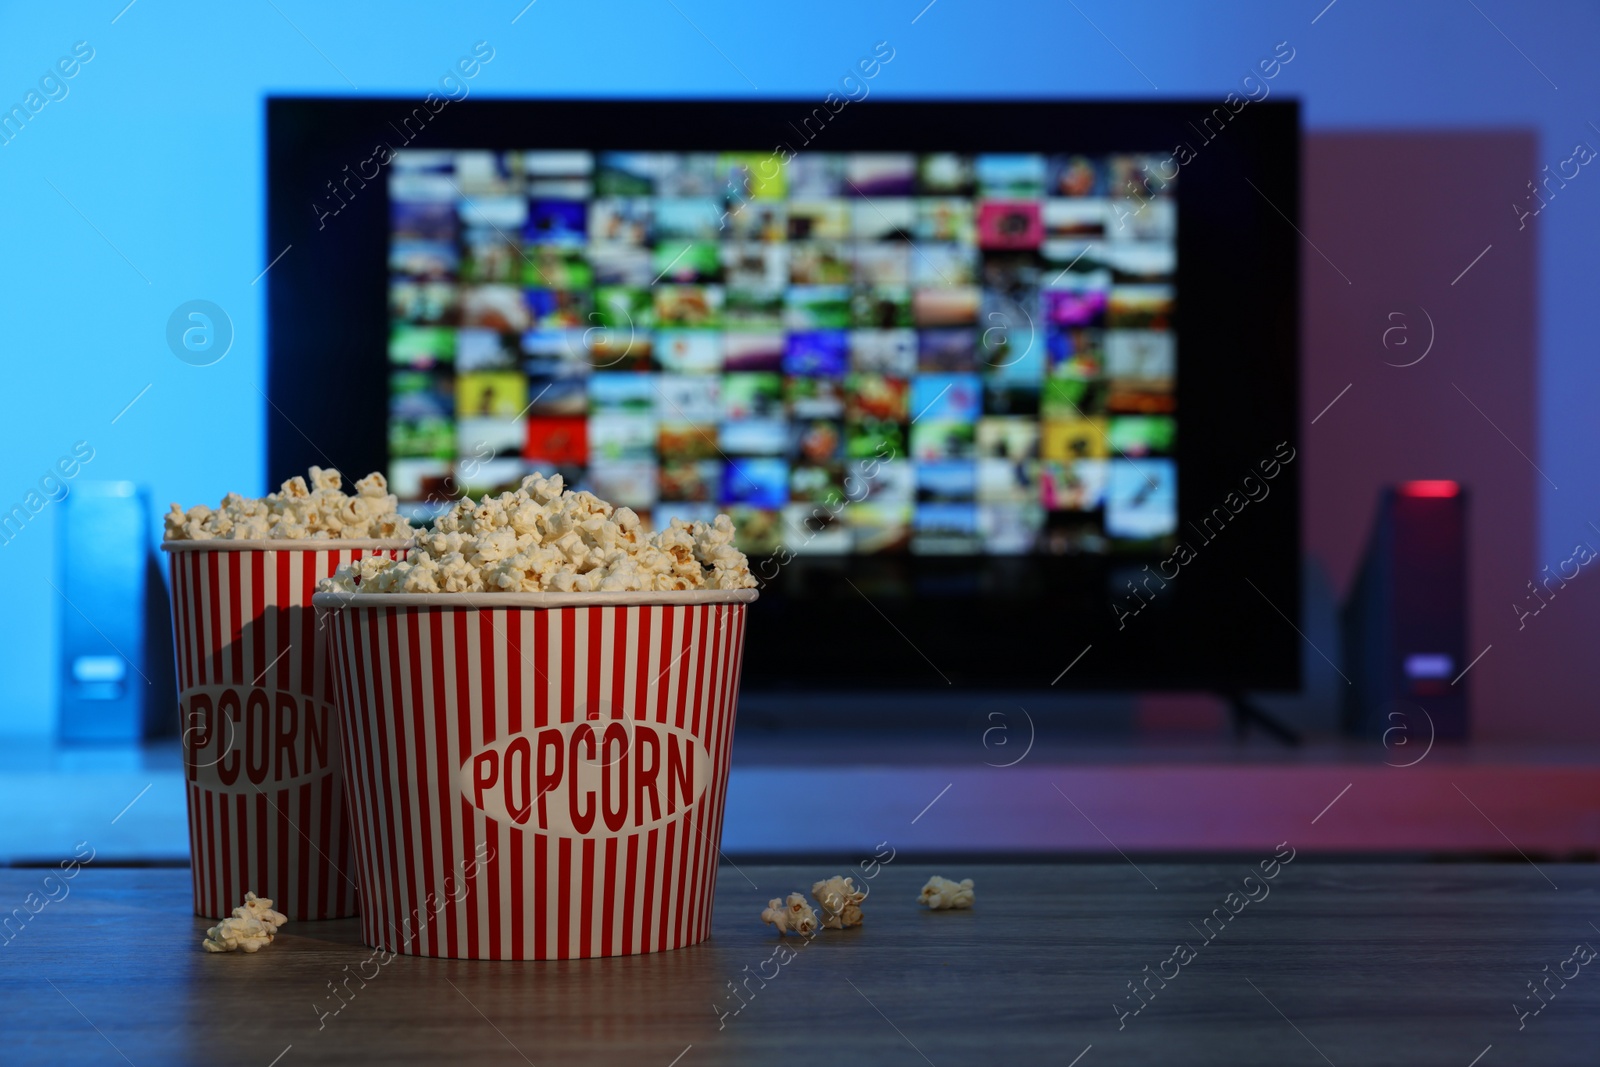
[311,588,756,960]
[162,540,410,920]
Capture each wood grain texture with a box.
[1,864,1597,1065]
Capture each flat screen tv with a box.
[266,97,1301,695]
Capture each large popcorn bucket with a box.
[311,589,756,960]
[162,540,411,920]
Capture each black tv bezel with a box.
[266,96,1301,695]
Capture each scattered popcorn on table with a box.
[202,891,289,953]
[811,875,868,929]
[760,893,818,937]
[163,468,412,542]
[321,472,757,594]
[918,876,975,910]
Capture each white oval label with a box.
[461,719,710,837]
[180,684,340,793]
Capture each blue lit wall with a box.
[1,0,1594,734]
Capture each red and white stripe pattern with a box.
[325,600,748,960]
[165,544,405,921]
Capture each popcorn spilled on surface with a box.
[164,468,412,542]
[760,893,818,937]
[811,875,868,929]
[321,473,757,595]
[918,876,975,910]
[202,892,289,953]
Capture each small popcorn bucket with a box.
[162,540,411,920]
[311,589,756,960]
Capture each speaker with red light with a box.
[1341,481,1469,740]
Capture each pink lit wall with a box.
[1303,130,1599,743]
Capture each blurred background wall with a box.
[2,0,1595,738]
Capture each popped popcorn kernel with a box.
[354,471,389,498]
[320,472,757,594]
[811,875,868,929]
[235,891,288,931]
[201,916,275,953]
[760,892,818,937]
[308,466,342,493]
[917,876,975,910]
[201,891,289,953]
[163,468,413,543]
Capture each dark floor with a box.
[2,862,1597,1065]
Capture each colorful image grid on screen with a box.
[387,150,1177,556]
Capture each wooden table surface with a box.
[2,863,1597,1066]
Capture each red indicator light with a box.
[1400,480,1459,498]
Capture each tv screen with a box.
[383,146,1179,562]
[268,99,1299,694]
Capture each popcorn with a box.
[164,468,413,542]
[322,472,757,595]
[917,876,975,910]
[201,891,289,953]
[811,875,868,930]
[760,892,818,937]
[235,890,288,930]
[201,916,275,953]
